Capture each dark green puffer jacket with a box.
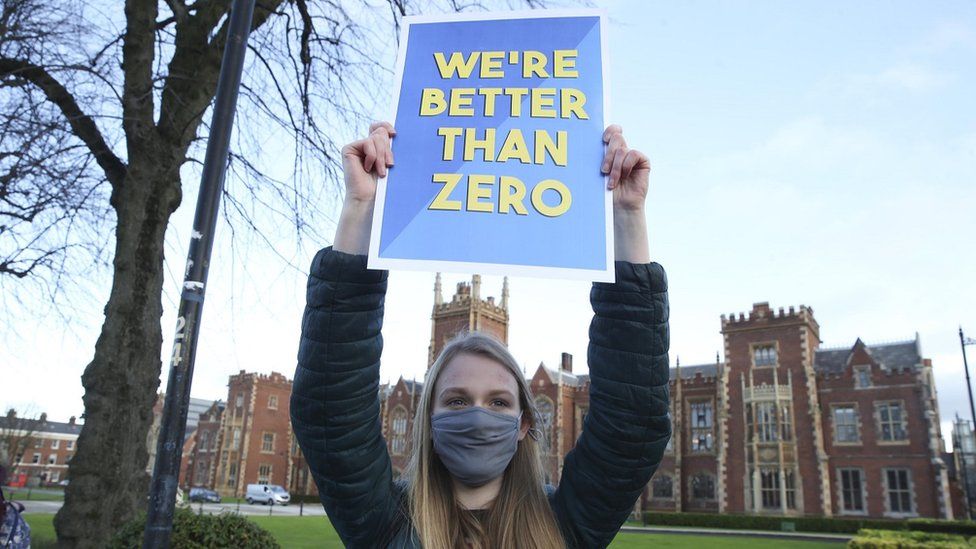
[290,247,671,548]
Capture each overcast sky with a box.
[3,0,975,447]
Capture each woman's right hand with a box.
[333,121,395,255]
[341,121,396,203]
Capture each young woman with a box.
[291,122,671,549]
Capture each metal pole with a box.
[956,422,973,520]
[142,0,256,546]
[962,328,976,519]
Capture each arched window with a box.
[691,472,715,501]
[652,475,673,499]
[391,407,408,455]
[534,396,554,447]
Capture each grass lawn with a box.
[23,514,846,548]
[4,488,65,501]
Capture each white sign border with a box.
[367,8,614,282]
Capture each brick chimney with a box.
[69,416,77,426]
[39,412,47,423]
[561,352,573,373]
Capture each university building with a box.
[376,278,962,520]
[0,410,81,487]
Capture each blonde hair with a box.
[405,331,565,549]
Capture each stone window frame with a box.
[651,474,674,500]
[882,467,917,518]
[66,440,74,450]
[390,405,409,456]
[836,467,868,516]
[853,365,872,389]
[690,471,717,501]
[830,403,862,446]
[260,432,275,454]
[47,454,57,465]
[267,394,278,410]
[534,395,555,448]
[688,398,715,455]
[31,453,40,464]
[50,439,60,450]
[759,468,781,510]
[875,400,909,445]
[751,341,779,368]
[257,463,272,484]
[574,405,589,442]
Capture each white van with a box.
[245,483,291,505]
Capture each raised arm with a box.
[551,126,672,548]
[289,123,400,547]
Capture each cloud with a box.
[918,21,976,53]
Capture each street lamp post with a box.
[961,328,976,519]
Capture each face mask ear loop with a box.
[527,427,542,441]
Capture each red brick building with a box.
[179,400,225,490]
[0,410,81,486]
[375,285,958,520]
[211,371,293,497]
[646,302,954,519]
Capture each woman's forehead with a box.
[436,353,519,396]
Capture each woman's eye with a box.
[447,398,466,407]
[490,399,509,407]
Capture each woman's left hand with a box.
[602,124,650,212]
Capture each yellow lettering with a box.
[560,88,589,120]
[534,130,567,166]
[530,88,557,118]
[434,52,479,79]
[479,88,502,117]
[531,179,572,217]
[505,88,528,117]
[496,129,531,164]
[437,127,463,161]
[420,88,446,116]
[553,50,579,77]
[499,176,528,215]
[480,51,505,78]
[466,174,495,213]
[523,51,549,78]
[463,128,496,162]
[448,88,475,116]
[430,173,463,211]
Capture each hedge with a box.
[643,512,976,537]
[109,508,281,548]
[848,529,973,549]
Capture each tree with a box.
[0,0,543,546]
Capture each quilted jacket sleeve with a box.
[551,261,672,549]
[290,246,398,548]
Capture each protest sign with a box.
[368,9,612,281]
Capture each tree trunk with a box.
[54,156,181,548]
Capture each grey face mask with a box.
[430,407,522,487]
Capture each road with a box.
[18,499,328,517]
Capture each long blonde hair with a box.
[405,331,565,549]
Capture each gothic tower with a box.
[427,275,510,367]
[720,302,829,516]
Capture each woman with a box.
[291,122,671,548]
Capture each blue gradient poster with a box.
[368,10,612,281]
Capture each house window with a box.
[258,464,272,485]
[780,404,793,441]
[839,468,865,513]
[652,475,673,499]
[32,453,41,464]
[235,393,244,408]
[691,473,715,500]
[785,470,796,509]
[268,395,278,410]
[690,401,713,453]
[833,405,860,444]
[198,431,209,451]
[48,454,57,465]
[232,427,241,449]
[34,439,43,448]
[195,460,208,484]
[51,472,60,483]
[854,366,872,388]
[227,463,237,486]
[760,469,780,509]
[261,433,275,453]
[66,440,74,450]
[391,408,408,456]
[756,402,778,442]
[877,401,907,441]
[753,344,777,367]
[885,468,913,515]
[51,440,60,450]
[535,397,554,447]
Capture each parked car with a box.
[58,479,69,487]
[188,487,221,503]
[245,484,290,505]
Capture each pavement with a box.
[620,525,853,542]
[18,499,328,517]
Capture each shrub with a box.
[908,519,976,538]
[109,508,281,549]
[848,529,970,549]
[642,511,903,534]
